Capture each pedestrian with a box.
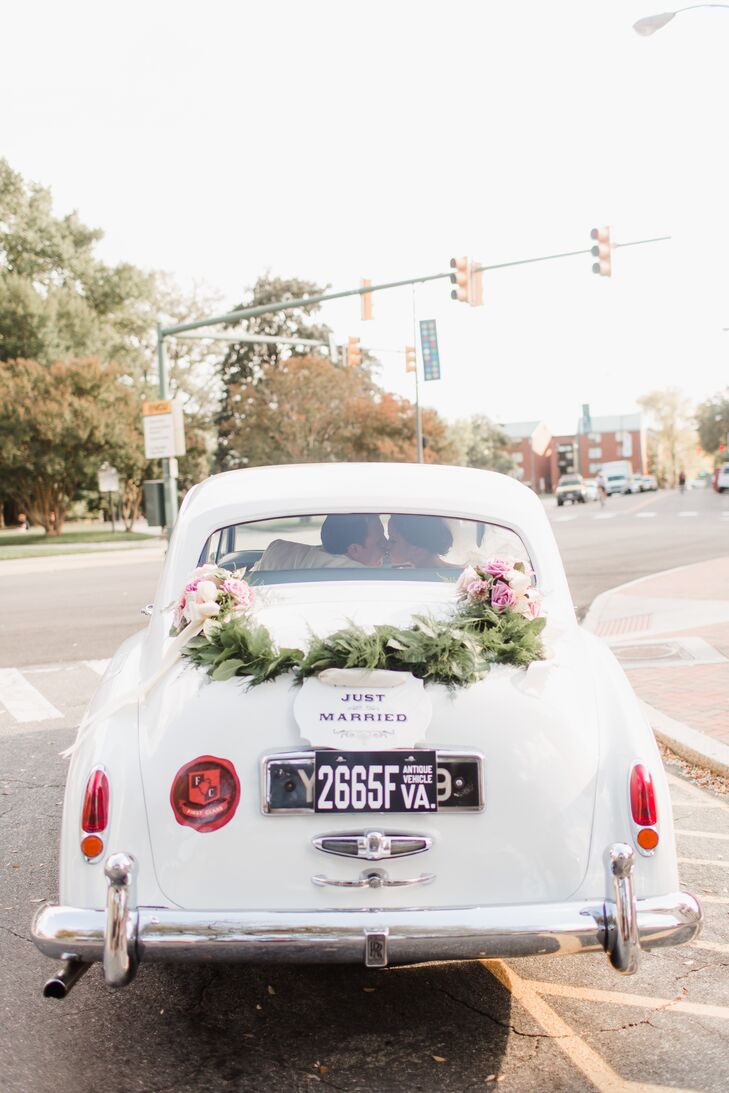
[596,472,607,507]
[17,511,28,531]
[678,470,686,493]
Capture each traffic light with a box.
[404,345,416,373]
[450,257,470,302]
[360,278,373,321]
[591,227,612,277]
[347,336,362,367]
[450,257,483,305]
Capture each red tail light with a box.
[630,764,657,827]
[82,769,109,833]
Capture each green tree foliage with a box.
[0,359,142,533]
[638,388,696,486]
[0,159,157,377]
[696,390,729,458]
[224,355,455,467]
[447,414,514,473]
[215,275,332,470]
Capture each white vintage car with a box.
[33,463,701,997]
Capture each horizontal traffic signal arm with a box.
[159,235,672,338]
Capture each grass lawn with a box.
[0,527,159,561]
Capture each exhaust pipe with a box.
[43,959,91,999]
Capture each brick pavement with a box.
[584,556,729,757]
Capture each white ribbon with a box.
[60,618,205,759]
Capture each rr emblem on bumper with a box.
[365,929,388,968]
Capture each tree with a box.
[447,415,514,473]
[223,356,455,467]
[214,275,332,470]
[696,390,729,458]
[0,359,143,533]
[0,159,158,378]
[637,388,696,487]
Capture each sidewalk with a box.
[583,556,729,777]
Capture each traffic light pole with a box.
[412,286,424,464]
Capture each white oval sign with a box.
[293,669,432,750]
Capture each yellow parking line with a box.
[699,894,729,904]
[678,857,729,868]
[666,773,729,811]
[522,978,729,1021]
[482,960,637,1092]
[675,829,729,841]
[691,940,729,955]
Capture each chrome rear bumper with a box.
[33,893,701,983]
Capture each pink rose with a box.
[484,558,514,579]
[490,580,517,612]
[456,566,479,595]
[222,578,254,609]
[172,594,186,630]
[467,579,492,600]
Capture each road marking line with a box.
[482,960,633,1093]
[635,512,657,518]
[667,772,729,812]
[691,940,729,955]
[678,511,698,517]
[554,514,578,522]
[83,659,111,676]
[522,978,729,1021]
[594,512,617,520]
[0,668,63,723]
[699,894,729,904]
[675,829,729,841]
[678,857,729,868]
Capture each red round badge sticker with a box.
[170,755,241,833]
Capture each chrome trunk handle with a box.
[312,868,435,889]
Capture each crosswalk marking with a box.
[635,512,656,518]
[0,667,63,723]
[84,659,111,676]
[594,512,617,520]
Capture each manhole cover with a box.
[614,642,690,663]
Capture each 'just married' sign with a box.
[293,668,433,750]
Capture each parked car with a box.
[32,463,701,996]
[604,472,629,495]
[623,475,642,495]
[715,463,729,493]
[555,473,588,505]
[638,475,658,492]
[583,477,599,501]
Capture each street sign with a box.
[419,319,441,381]
[97,465,119,493]
[581,403,592,433]
[142,397,186,459]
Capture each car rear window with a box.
[199,513,532,585]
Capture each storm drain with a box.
[612,637,728,669]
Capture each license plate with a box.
[314,750,438,813]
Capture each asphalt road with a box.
[1,488,728,1092]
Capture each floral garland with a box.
[171,559,546,691]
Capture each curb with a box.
[582,557,729,779]
[641,701,729,780]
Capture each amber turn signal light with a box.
[636,828,659,851]
[80,834,104,859]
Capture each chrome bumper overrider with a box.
[32,844,702,989]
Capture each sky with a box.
[3,0,729,435]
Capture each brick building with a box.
[500,421,552,492]
[502,413,647,494]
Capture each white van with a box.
[717,463,729,493]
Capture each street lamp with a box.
[633,4,729,36]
